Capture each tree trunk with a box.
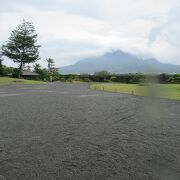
[18,61,23,78]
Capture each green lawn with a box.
[90,83,180,100]
[0,77,45,85]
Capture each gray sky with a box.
[1,0,180,67]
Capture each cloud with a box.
[148,1,180,64]
[0,0,180,67]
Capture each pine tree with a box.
[1,20,41,78]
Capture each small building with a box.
[21,71,39,80]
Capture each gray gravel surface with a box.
[0,83,180,180]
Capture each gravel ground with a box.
[0,83,180,180]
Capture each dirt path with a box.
[0,83,180,180]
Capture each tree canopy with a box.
[46,58,55,72]
[1,20,40,77]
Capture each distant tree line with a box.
[0,62,179,84]
[61,71,180,84]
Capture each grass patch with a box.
[0,77,45,85]
[161,84,180,100]
[90,83,180,100]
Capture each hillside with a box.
[59,50,180,74]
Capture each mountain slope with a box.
[59,50,180,74]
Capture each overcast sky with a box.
[1,0,180,67]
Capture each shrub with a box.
[167,74,180,84]
[110,76,118,82]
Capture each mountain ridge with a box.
[59,50,180,74]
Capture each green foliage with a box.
[46,58,55,72]
[33,63,41,73]
[79,74,90,82]
[33,62,61,82]
[94,70,110,78]
[33,65,49,81]
[167,74,180,84]
[0,65,20,78]
[94,70,110,82]
[0,64,3,77]
[1,65,12,75]
[52,71,61,81]
[59,73,180,84]
[0,67,3,76]
[110,76,118,82]
[66,75,75,82]
[59,77,66,82]
[1,20,40,77]
[12,68,20,78]
[158,73,170,84]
